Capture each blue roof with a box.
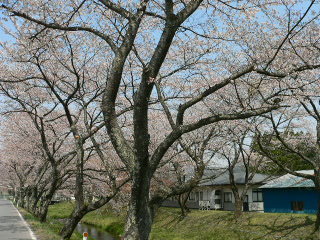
[260,170,315,188]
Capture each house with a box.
[260,170,320,214]
[162,166,270,212]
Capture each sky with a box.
[0,11,14,42]
[0,1,317,43]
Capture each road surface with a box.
[0,199,37,240]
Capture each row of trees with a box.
[0,0,320,239]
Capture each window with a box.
[214,199,221,204]
[189,192,195,201]
[199,191,203,201]
[252,189,263,202]
[224,192,232,203]
[291,201,304,211]
[190,191,204,201]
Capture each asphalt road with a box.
[0,199,36,240]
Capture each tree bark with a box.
[123,168,152,240]
[30,187,40,215]
[60,196,115,240]
[25,189,32,212]
[37,200,50,222]
[314,185,320,232]
[178,192,190,217]
[234,197,243,221]
[315,201,320,232]
[38,167,60,222]
[60,208,86,240]
[60,136,88,239]
[18,189,26,208]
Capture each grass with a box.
[18,205,81,240]
[20,202,320,240]
[20,202,124,240]
[81,207,126,237]
[151,208,319,240]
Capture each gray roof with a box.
[199,165,270,186]
[259,170,315,189]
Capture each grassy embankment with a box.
[21,202,320,240]
[18,203,81,240]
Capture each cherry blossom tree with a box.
[256,97,320,231]
[149,125,220,217]
[0,31,129,238]
[0,93,76,221]
[218,119,269,220]
[0,113,70,215]
[1,1,320,239]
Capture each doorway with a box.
[243,195,249,211]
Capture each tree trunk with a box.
[28,196,37,215]
[59,136,113,239]
[60,208,87,240]
[178,193,190,217]
[178,199,187,217]
[30,188,40,215]
[37,200,50,222]
[313,179,320,232]
[18,190,26,208]
[25,194,31,211]
[25,187,35,212]
[123,169,152,240]
[59,136,86,239]
[123,201,152,240]
[60,196,114,240]
[121,78,155,240]
[32,196,40,215]
[60,177,84,238]
[12,189,17,204]
[314,185,320,232]
[37,169,59,222]
[234,197,243,221]
[315,201,320,232]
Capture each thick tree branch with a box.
[176,65,254,125]
[151,105,280,173]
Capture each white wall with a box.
[206,186,264,211]
[190,186,264,211]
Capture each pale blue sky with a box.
[0,1,317,44]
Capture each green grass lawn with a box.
[151,208,319,240]
[21,202,320,240]
[19,205,81,240]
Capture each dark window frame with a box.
[199,191,203,201]
[252,188,263,202]
[291,201,304,211]
[189,192,195,201]
[224,192,232,203]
